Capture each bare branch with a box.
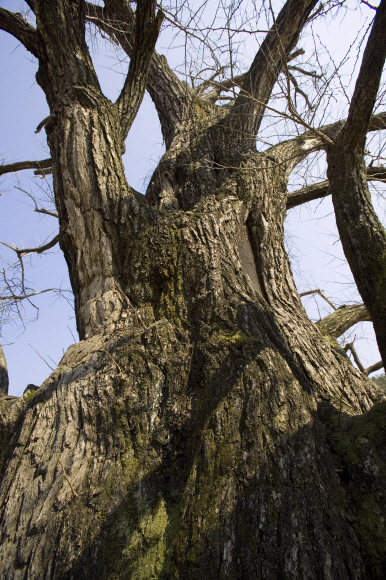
[115,0,164,143]
[0,234,59,258]
[28,343,54,371]
[14,186,58,218]
[0,288,56,302]
[300,289,336,310]
[340,0,386,151]
[316,304,371,339]
[341,343,383,379]
[227,0,319,145]
[287,166,386,209]
[326,0,386,368]
[287,65,321,78]
[86,1,189,148]
[365,361,384,376]
[35,116,51,134]
[344,342,366,374]
[0,8,40,57]
[0,158,52,177]
[199,49,311,104]
[267,111,386,170]
[287,180,329,209]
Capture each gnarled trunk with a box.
[1,102,386,578]
[1,1,386,578]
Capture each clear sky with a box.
[0,0,383,396]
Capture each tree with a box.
[1,0,386,578]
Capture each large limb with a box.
[326,0,386,367]
[316,304,384,376]
[85,1,190,148]
[114,0,164,144]
[227,0,319,147]
[0,7,40,57]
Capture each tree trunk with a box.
[1,1,386,578]
[1,100,386,578]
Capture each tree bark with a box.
[1,1,386,578]
[327,0,386,369]
[0,345,8,395]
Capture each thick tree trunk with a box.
[1,103,386,578]
[1,2,386,578]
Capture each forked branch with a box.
[86,1,189,147]
[0,234,59,258]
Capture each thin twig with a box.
[300,289,336,311]
[98,347,125,377]
[28,343,55,371]
[67,325,77,343]
[344,341,365,374]
[58,459,78,497]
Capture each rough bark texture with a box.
[1,1,386,578]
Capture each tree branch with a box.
[198,49,308,103]
[326,0,386,368]
[0,288,55,302]
[344,342,366,374]
[316,304,371,339]
[0,234,59,258]
[339,0,386,151]
[267,110,386,170]
[300,288,336,310]
[0,8,40,57]
[14,186,58,218]
[287,166,386,209]
[227,0,319,145]
[86,1,189,148]
[115,0,164,143]
[0,158,52,177]
[365,360,383,376]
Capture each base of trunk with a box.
[1,316,385,579]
